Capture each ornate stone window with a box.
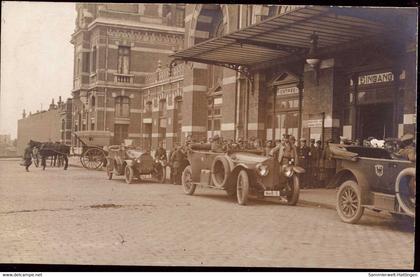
[118,46,130,74]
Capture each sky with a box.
[0,1,76,139]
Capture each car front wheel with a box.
[125,166,134,184]
[337,180,364,224]
[236,170,249,205]
[182,165,196,195]
[286,175,300,206]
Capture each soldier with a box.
[170,144,187,185]
[321,139,336,188]
[211,135,224,153]
[298,138,310,187]
[288,136,299,166]
[23,143,33,172]
[396,133,416,162]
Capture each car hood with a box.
[126,150,146,159]
[230,152,271,164]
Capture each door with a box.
[114,124,128,145]
[357,103,393,141]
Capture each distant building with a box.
[17,97,72,155]
[0,134,16,157]
[70,3,185,149]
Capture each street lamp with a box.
[306,32,321,86]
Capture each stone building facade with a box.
[70,3,185,149]
[174,5,417,144]
[17,98,69,155]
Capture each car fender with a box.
[333,168,372,205]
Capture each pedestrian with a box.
[170,144,187,185]
[288,136,299,166]
[315,140,323,186]
[23,143,33,172]
[264,140,273,156]
[321,139,336,188]
[155,141,167,162]
[298,138,309,187]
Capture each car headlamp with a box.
[282,165,293,177]
[256,163,269,177]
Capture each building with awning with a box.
[171,5,417,143]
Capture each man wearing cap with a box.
[321,139,336,188]
[308,139,318,187]
[298,138,310,187]
[396,133,416,162]
[211,134,224,153]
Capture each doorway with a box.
[357,103,393,140]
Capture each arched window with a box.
[115,96,130,117]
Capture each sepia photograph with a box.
[0,2,417,271]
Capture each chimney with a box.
[49,98,55,110]
[22,109,26,118]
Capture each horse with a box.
[28,140,70,170]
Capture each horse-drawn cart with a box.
[73,131,112,170]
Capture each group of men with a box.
[149,132,417,188]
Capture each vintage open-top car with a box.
[105,145,166,184]
[329,144,415,224]
[181,143,304,205]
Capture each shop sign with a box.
[277,87,298,96]
[307,119,323,128]
[358,72,394,86]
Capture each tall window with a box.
[115,96,130,117]
[118,46,130,74]
[175,8,185,27]
[91,46,97,72]
[82,52,90,73]
[207,95,222,138]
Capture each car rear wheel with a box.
[286,175,300,206]
[182,165,196,195]
[125,166,134,184]
[337,180,364,224]
[236,170,249,205]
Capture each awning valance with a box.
[171,6,403,71]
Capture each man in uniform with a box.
[211,134,224,153]
[396,133,416,162]
[23,142,33,172]
[298,138,310,187]
[321,139,336,188]
[155,141,167,162]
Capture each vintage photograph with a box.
[0,2,417,270]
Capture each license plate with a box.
[264,190,280,197]
[143,174,152,179]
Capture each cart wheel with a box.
[182,165,196,195]
[336,180,364,224]
[286,175,300,206]
[125,165,134,184]
[81,148,105,170]
[236,169,249,205]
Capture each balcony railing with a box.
[144,63,184,85]
[114,73,134,84]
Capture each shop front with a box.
[171,6,416,143]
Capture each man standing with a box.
[308,139,318,188]
[321,139,336,188]
[170,145,187,185]
[155,141,167,162]
[23,143,33,172]
[298,138,310,187]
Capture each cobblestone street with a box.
[0,160,415,269]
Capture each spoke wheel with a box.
[182,165,196,195]
[125,166,134,184]
[81,148,105,170]
[236,170,249,205]
[337,180,364,224]
[286,175,300,206]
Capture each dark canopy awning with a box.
[171,6,408,71]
